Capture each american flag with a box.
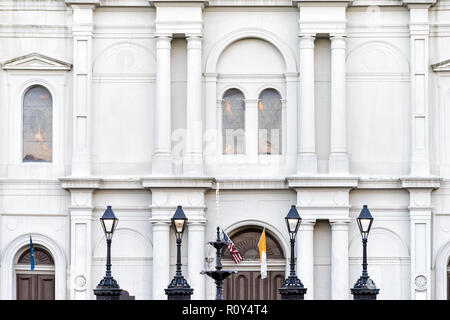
[222,229,243,264]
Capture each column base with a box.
[152,153,173,175]
[297,153,318,175]
[328,153,349,174]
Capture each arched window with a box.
[222,88,245,154]
[258,88,282,155]
[23,85,52,162]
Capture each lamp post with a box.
[93,206,123,300]
[165,205,194,300]
[279,205,307,300]
[351,205,380,300]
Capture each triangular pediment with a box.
[432,59,450,72]
[1,53,72,71]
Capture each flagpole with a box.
[215,181,220,229]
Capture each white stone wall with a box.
[0,0,449,300]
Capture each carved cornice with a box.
[65,0,100,6]
[142,176,214,189]
[287,175,359,188]
[400,176,441,189]
[59,177,101,190]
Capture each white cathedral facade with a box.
[0,0,450,300]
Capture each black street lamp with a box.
[351,205,380,300]
[165,206,194,300]
[279,205,307,300]
[93,206,123,300]
[201,226,237,300]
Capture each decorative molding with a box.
[2,53,72,71]
[400,176,441,189]
[65,0,100,5]
[142,176,213,189]
[287,175,359,188]
[59,177,101,190]
[214,177,288,189]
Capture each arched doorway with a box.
[15,246,55,300]
[222,226,286,300]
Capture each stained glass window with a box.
[258,88,282,154]
[222,88,245,154]
[23,85,52,162]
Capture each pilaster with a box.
[67,1,98,177]
[401,176,440,299]
[60,177,100,300]
[407,2,432,175]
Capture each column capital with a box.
[187,219,207,227]
[186,34,203,40]
[149,218,171,225]
[299,35,315,49]
[329,219,351,229]
[299,219,316,227]
[330,36,346,49]
[298,33,316,39]
[155,33,173,39]
[330,33,347,39]
[186,36,203,49]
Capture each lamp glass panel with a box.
[102,219,115,233]
[174,219,185,233]
[287,218,299,233]
[359,218,372,233]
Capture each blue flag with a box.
[29,235,35,271]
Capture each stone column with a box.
[297,219,315,299]
[408,3,431,175]
[153,35,173,175]
[298,35,317,174]
[187,220,206,299]
[329,35,349,174]
[330,220,350,300]
[150,220,171,300]
[184,36,204,175]
[69,3,97,176]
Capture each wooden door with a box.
[224,271,285,300]
[17,274,55,300]
[447,271,450,300]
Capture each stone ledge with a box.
[59,177,101,189]
[400,176,441,189]
[142,176,214,188]
[287,175,359,188]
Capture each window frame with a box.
[221,87,247,156]
[22,84,54,163]
[257,87,283,156]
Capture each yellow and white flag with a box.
[257,228,267,279]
